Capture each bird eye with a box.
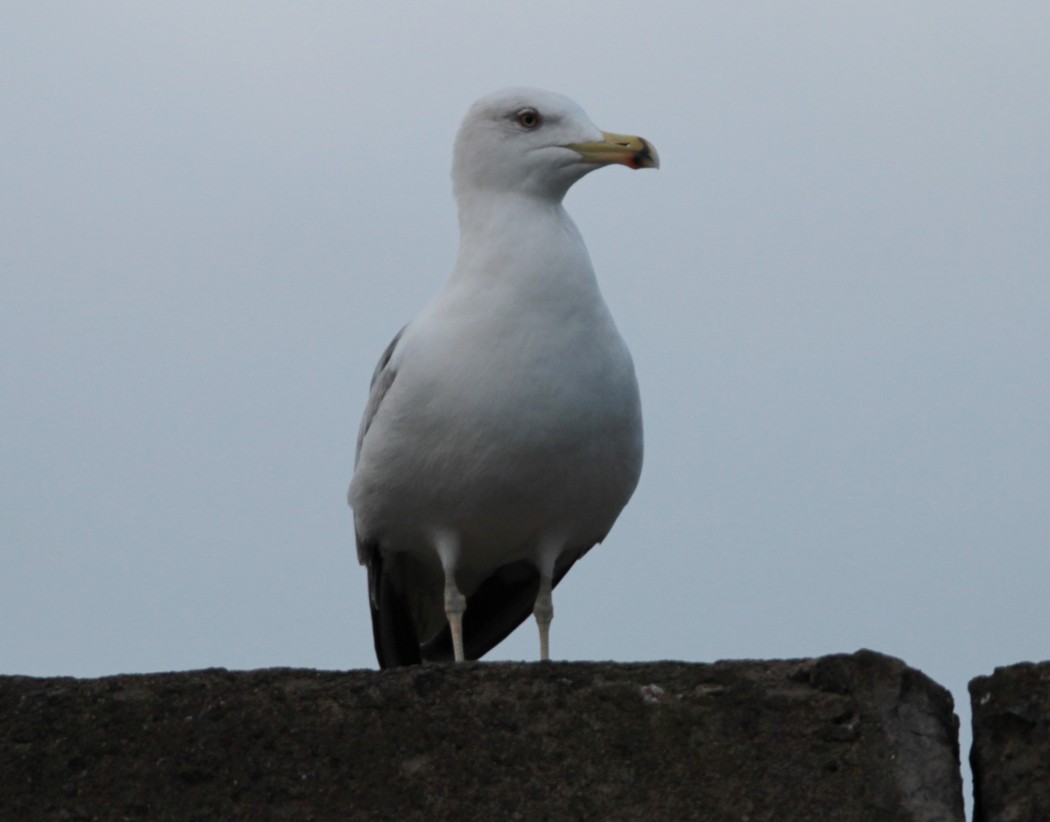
[515,108,541,129]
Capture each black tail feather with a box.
[369,553,423,669]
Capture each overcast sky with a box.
[3,2,1048,810]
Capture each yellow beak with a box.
[566,131,660,170]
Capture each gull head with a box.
[452,87,658,204]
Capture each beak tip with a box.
[643,147,660,170]
[634,141,659,170]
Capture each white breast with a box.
[349,198,643,593]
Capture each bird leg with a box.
[533,571,554,662]
[444,571,467,663]
[433,530,467,663]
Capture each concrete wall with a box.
[2,651,1042,820]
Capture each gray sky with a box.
[3,2,1049,810]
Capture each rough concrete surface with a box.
[970,661,1050,822]
[2,650,963,821]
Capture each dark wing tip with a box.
[367,548,424,669]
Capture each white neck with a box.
[450,190,597,298]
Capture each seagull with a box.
[349,88,658,668]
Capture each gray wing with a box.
[352,325,425,666]
[354,325,406,466]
